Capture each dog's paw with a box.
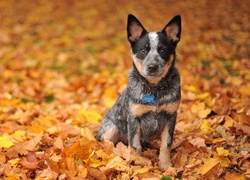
[159,160,172,171]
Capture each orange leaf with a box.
[225,171,246,180]
[106,156,128,171]
[191,102,211,118]
[19,151,39,169]
[113,142,132,162]
[197,158,220,175]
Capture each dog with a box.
[97,14,181,170]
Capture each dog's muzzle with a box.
[146,64,160,76]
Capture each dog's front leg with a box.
[127,117,142,155]
[159,113,176,170]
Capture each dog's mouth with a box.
[145,71,163,79]
[145,64,161,77]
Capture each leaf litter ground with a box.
[0,0,249,179]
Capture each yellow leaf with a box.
[103,97,115,109]
[29,116,57,134]
[216,147,229,156]
[11,130,26,142]
[103,88,116,99]
[106,156,128,171]
[83,150,102,167]
[213,152,230,167]
[212,138,225,143]
[197,158,220,175]
[89,156,103,168]
[191,102,211,118]
[185,85,197,92]
[46,126,58,134]
[132,166,153,177]
[8,158,20,165]
[196,92,210,100]
[78,110,102,123]
[81,127,96,141]
[0,135,14,148]
[95,149,111,165]
[28,120,43,134]
[5,173,20,180]
[200,120,211,133]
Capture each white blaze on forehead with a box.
[148,32,159,49]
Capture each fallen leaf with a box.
[191,102,211,118]
[0,135,14,148]
[132,156,152,166]
[163,167,177,177]
[172,148,188,169]
[216,147,229,156]
[212,138,226,143]
[38,169,59,179]
[197,158,220,175]
[11,130,26,142]
[19,151,39,169]
[113,142,132,162]
[200,120,212,133]
[213,96,231,115]
[132,165,153,177]
[213,153,230,167]
[188,137,207,148]
[216,125,229,138]
[87,167,107,180]
[239,83,250,97]
[78,110,102,123]
[81,127,96,141]
[106,156,128,171]
[4,173,21,180]
[8,158,20,166]
[225,171,246,180]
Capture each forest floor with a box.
[0,0,249,179]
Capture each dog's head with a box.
[127,14,181,84]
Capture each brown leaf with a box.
[225,171,246,180]
[213,96,231,115]
[172,148,188,170]
[87,167,107,180]
[188,137,207,148]
[163,167,177,177]
[113,142,132,162]
[19,151,39,169]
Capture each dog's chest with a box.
[139,111,166,139]
[129,95,180,139]
[130,100,179,117]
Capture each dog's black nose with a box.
[147,64,158,72]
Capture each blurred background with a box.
[0,1,249,179]
[0,0,249,115]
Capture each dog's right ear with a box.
[127,14,147,44]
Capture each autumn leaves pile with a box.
[0,0,250,179]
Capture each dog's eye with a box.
[140,47,147,54]
[159,47,165,53]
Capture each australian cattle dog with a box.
[97,14,182,170]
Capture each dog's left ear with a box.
[162,15,181,45]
